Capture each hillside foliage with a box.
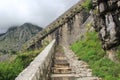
[0,48,43,80]
[71,31,120,80]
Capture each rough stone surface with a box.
[93,0,120,50]
[63,46,102,80]
[92,0,120,61]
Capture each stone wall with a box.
[58,10,90,46]
[92,0,120,61]
[25,9,90,50]
[15,39,56,80]
[22,0,90,51]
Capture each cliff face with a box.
[0,23,42,54]
[92,0,120,61]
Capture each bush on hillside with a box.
[0,59,23,80]
[0,48,43,80]
[82,0,92,11]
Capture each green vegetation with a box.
[71,31,120,80]
[0,48,43,80]
[0,59,23,80]
[81,0,92,11]
[16,48,43,68]
[93,8,98,14]
[42,40,50,47]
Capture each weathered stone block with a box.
[93,0,120,50]
[99,2,106,14]
[118,1,120,7]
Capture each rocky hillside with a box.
[0,23,42,54]
[92,0,120,61]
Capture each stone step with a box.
[51,74,75,80]
[54,57,67,60]
[54,59,69,67]
[76,77,102,80]
[55,54,66,58]
[54,60,69,64]
[55,53,64,56]
[52,67,71,74]
[54,62,70,68]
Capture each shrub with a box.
[0,59,23,80]
[16,48,43,68]
[81,0,92,11]
[0,48,43,80]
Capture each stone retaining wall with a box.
[15,39,56,80]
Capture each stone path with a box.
[51,46,74,80]
[63,46,102,80]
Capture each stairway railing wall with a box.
[15,39,56,80]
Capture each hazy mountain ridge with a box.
[0,33,5,37]
[0,23,42,54]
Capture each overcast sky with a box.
[0,0,80,33]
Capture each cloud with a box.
[0,0,79,33]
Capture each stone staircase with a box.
[50,46,102,80]
[50,50,75,80]
[63,47,102,80]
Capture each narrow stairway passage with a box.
[50,46,102,80]
[50,46,75,80]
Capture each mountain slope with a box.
[0,23,42,54]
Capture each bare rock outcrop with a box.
[93,0,120,50]
[0,23,42,54]
[92,0,120,61]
